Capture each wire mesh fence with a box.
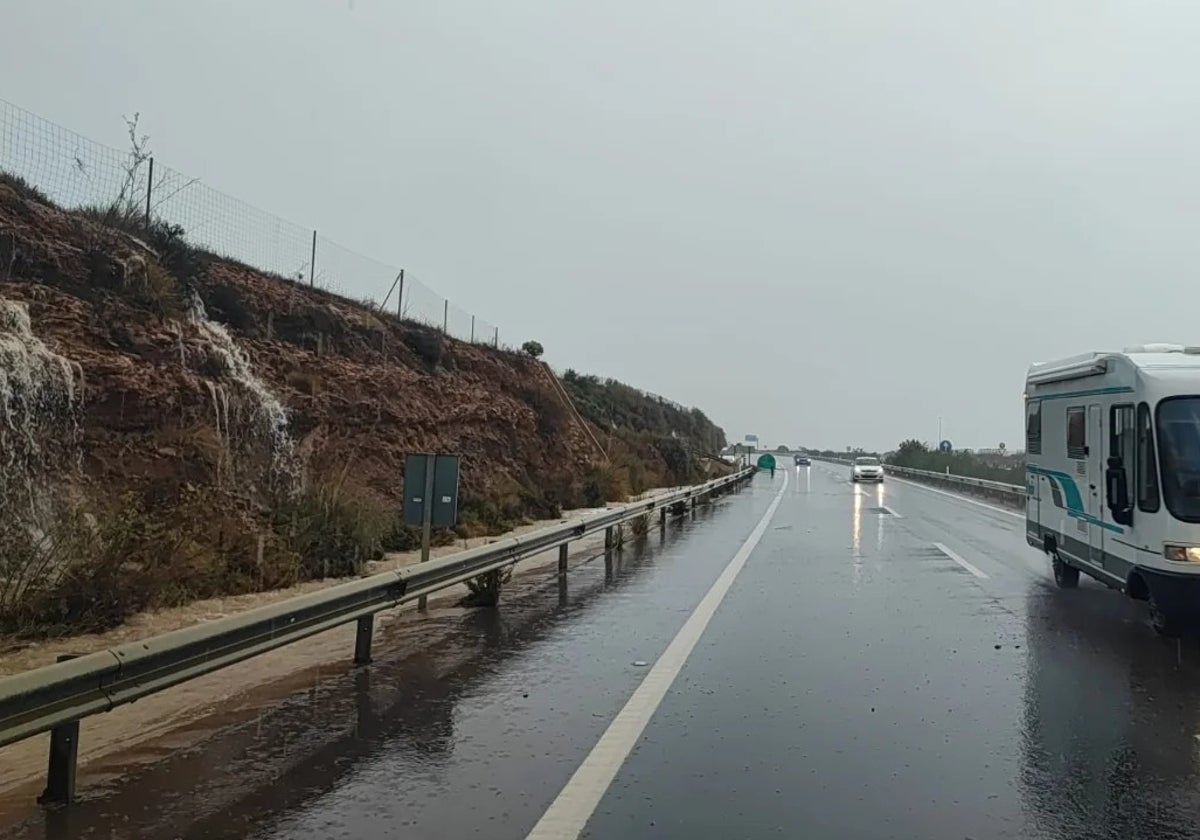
[0,98,503,347]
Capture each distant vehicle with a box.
[794,454,811,466]
[850,456,883,483]
[1026,344,1200,636]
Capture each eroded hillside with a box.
[0,176,726,637]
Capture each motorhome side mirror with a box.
[1105,464,1133,526]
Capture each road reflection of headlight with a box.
[852,490,862,556]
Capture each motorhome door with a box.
[1087,404,1105,564]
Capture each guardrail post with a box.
[659,507,667,528]
[38,654,80,806]
[557,543,568,576]
[355,668,374,731]
[354,615,374,665]
[604,526,614,551]
[417,453,436,611]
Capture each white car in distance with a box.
[851,456,884,483]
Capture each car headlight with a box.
[1164,545,1200,562]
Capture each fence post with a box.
[471,315,475,343]
[493,327,499,348]
[309,231,317,287]
[442,300,448,333]
[397,269,404,319]
[144,157,154,228]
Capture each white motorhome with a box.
[1026,344,1200,636]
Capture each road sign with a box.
[938,440,953,453]
[404,453,460,528]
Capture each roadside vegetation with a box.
[0,181,725,637]
[886,439,1024,484]
[0,115,731,637]
[560,370,726,489]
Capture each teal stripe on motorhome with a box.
[1027,466,1084,509]
[1027,385,1134,402]
[1069,510,1125,534]
[1027,465,1127,534]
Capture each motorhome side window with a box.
[1025,400,1041,455]
[1066,406,1086,459]
[1136,402,1160,512]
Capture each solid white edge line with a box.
[888,475,1024,519]
[933,541,990,580]
[524,472,790,840]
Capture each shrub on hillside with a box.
[0,171,52,205]
[403,327,444,368]
[560,370,725,456]
[271,481,394,579]
[655,436,691,485]
[579,465,631,507]
[520,383,570,436]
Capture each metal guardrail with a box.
[808,456,1025,501]
[882,464,1025,500]
[0,467,753,803]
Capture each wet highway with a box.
[8,465,1200,839]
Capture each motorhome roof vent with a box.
[1124,343,1185,354]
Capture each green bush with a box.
[521,383,570,437]
[462,566,512,607]
[0,171,52,205]
[403,327,444,367]
[887,439,1024,484]
[580,466,629,507]
[380,520,422,552]
[629,513,650,537]
[655,436,690,485]
[202,283,256,332]
[559,371,725,459]
[271,482,394,579]
[0,491,223,638]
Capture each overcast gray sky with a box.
[4,0,1199,452]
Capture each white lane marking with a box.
[880,505,903,519]
[525,473,790,840]
[888,475,1023,520]
[934,542,989,580]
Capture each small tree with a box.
[462,566,512,607]
[522,340,544,358]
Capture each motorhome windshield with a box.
[1157,397,1200,522]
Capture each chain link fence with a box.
[0,98,502,347]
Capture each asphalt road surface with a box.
[8,466,1200,839]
